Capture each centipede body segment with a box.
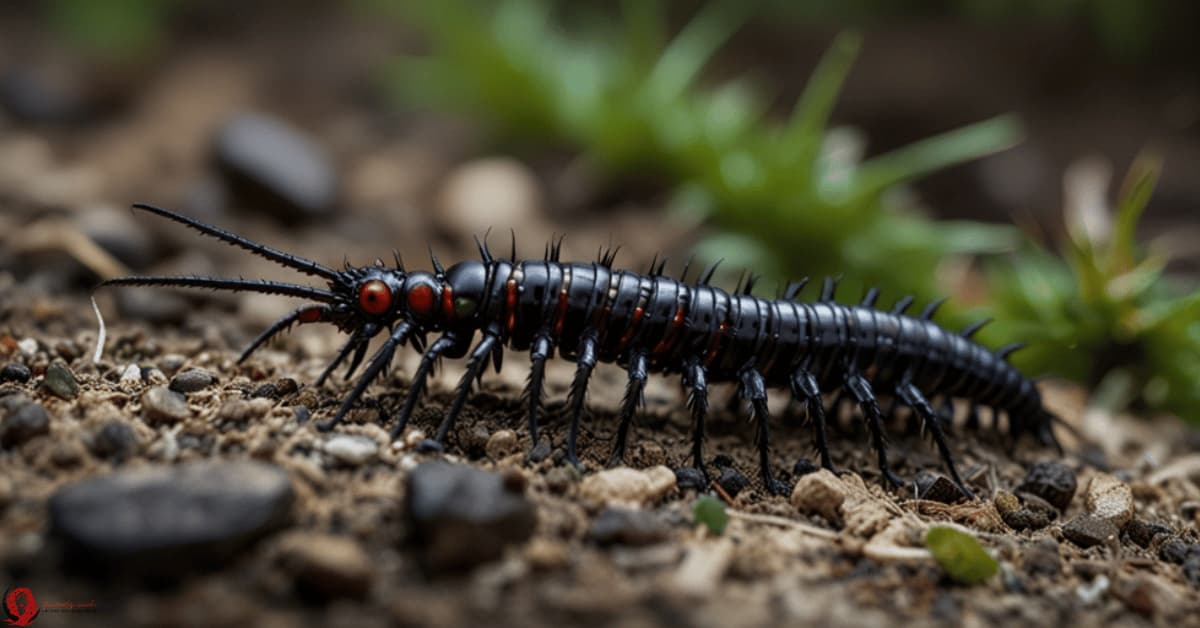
[97,204,1064,496]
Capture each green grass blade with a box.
[778,31,862,172]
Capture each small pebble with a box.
[1084,472,1133,530]
[1181,501,1200,521]
[1062,515,1119,549]
[169,368,216,394]
[90,421,137,461]
[1,401,50,447]
[159,354,188,374]
[792,458,819,477]
[1125,519,1172,549]
[41,362,79,399]
[214,112,338,219]
[1076,575,1110,605]
[578,466,676,506]
[1017,461,1077,512]
[791,470,846,524]
[587,507,669,547]
[914,470,966,504]
[0,363,31,383]
[436,158,542,237]
[674,467,707,491]
[17,338,37,356]
[543,465,577,494]
[526,440,552,463]
[277,532,374,599]
[406,461,537,571]
[141,386,191,424]
[1022,537,1061,576]
[485,429,519,460]
[118,364,142,388]
[716,467,750,498]
[49,461,293,576]
[996,490,1053,531]
[1015,491,1060,521]
[323,435,378,466]
[1159,539,1196,565]
[1183,556,1200,588]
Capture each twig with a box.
[726,510,839,540]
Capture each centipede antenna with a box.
[919,297,947,321]
[996,342,1025,361]
[428,245,445,276]
[861,287,880,308]
[891,295,915,315]
[783,278,809,300]
[98,275,338,302]
[392,249,405,271]
[960,318,992,339]
[130,203,340,280]
[697,259,723,286]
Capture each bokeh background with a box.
[1,0,1198,421]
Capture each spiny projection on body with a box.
[96,204,1065,496]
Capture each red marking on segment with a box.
[652,305,686,357]
[442,285,455,321]
[704,321,729,366]
[358,280,392,315]
[406,283,434,316]
[298,306,324,323]
[553,290,569,337]
[617,307,644,352]
[505,278,517,333]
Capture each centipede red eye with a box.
[358,280,392,315]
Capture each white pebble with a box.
[1076,574,1110,605]
[18,338,37,356]
[324,435,378,466]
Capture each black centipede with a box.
[95,203,1066,496]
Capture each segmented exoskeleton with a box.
[98,204,1064,496]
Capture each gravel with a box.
[1,401,50,447]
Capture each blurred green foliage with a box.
[985,155,1200,420]
[925,526,998,585]
[384,0,1022,304]
[47,0,178,63]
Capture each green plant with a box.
[384,0,1021,305]
[47,0,180,63]
[924,526,998,585]
[985,154,1200,421]
[692,495,728,535]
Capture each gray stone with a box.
[588,507,669,547]
[0,363,31,383]
[915,470,967,504]
[323,435,378,467]
[1125,519,1172,549]
[406,462,537,571]
[142,386,190,424]
[168,368,216,394]
[42,362,78,399]
[1063,515,1118,549]
[90,421,137,461]
[2,401,50,447]
[214,112,338,219]
[716,467,750,498]
[49,461,293,576]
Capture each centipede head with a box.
[95,204,423,362]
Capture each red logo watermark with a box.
[3,588,39,627]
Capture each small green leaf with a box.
[692,495,728,535]
[924,526,998,585]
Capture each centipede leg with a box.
[565,333,598,467]
[430,333,501,447]
[790,367,836,472]
[740,366,787,495]
[319,321,416,432]
[523,334,553,448]
[681,360,711,482]
[609,351,648,467]
[388,333,458,440]
[896,382,973,498]
[845,372,902,488]
[964,402,981,431]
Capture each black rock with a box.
[90,421,137,461]
[1,363,32,383]
[1016,461,1077,512]
[1062,515,1118,549]
[792,458,819,478]
[1159,539,1198,565]
[716,467,750,497]
[2,402,50,447]
[49,461,293,576]
[0,66,90,124]
[587,507,669,547]
[42,362,79,400]
[405,462,537,572]
[526,440,552,464]
[674,467,707,491]
[141,386,190,424]
[1125,519,1172,549]
[214,112,338,219]
[169,369,216,394]
[915,470,966,504]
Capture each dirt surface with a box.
[3,5,1200,627]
